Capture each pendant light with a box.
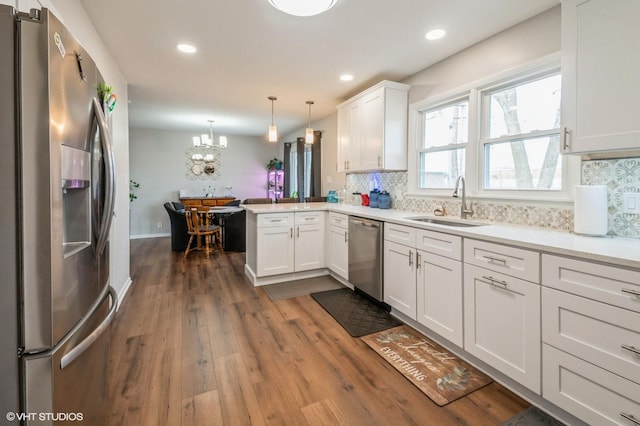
[268,96,278,143]
[268,0,338,17]
[305,100,314,144]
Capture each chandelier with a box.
[193,119,227,149]
[268,0,338,17]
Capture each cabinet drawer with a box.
[415,229,461,261]
[384,223,416,246]
[464,239,539,283]
[543,344,640,426]
[182,199,200,207]
[542,254,640,314]
[328,212,348,229]
[295,211,324,225]
[257,213,294,228]
[542,287,640,385]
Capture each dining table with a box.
[205,206,243,250]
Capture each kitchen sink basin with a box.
[405,217,488,227]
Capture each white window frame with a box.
[415,95,471,191]
[407,53,579,203]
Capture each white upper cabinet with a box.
[561,0,640,154]
[337,81,409,172]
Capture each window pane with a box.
[419,148,465,189]
[423,100,468,148]
[487,74,561,138]
[484,136,562,190]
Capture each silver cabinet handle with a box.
[270,219,283,223]
[344,231,348,243]
[416,252,421,269]
[483,255,507,265]
[621,413,640,425]
[622,288,640,297]
[482,275,508,289]
[304,217,314,221]
[377,155,382,168]
[290,228,293,238]
[621,345,640,356]
[297,227,300,237]
[562,127,571,151]
[409,250,413,267]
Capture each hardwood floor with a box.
[107,237,530,425]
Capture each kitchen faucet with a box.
[452,176,474,219]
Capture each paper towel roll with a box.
[574,185,608,236]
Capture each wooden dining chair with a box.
[184,209,222,258]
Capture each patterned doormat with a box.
[310,288,402,337]
[362,325,493,406]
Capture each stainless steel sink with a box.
[405,217,487,227]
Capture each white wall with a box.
[403,6,560,103]
[3,0,132,301]
[129,127,278,237]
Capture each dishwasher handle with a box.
[350,219,380,228]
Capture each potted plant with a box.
[267,158,283,170]
[129,179,140,202]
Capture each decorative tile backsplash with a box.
[582,158,640,238]
[345,157,640,239]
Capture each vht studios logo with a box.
[6,412,84,422]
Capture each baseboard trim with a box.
[116,277,133,311]
[130,233,170,240]
[244,265,330,287]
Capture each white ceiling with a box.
[81,0,559,138]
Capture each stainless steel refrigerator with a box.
[0,6,117,425]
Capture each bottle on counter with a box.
[369,189,380,208]
[339,185,348,204]
[378,191,391,209]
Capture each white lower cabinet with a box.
[541,254,640,425]
[327,212,348,279]
[384,240,417,318]
[383,223,463,341]
[463,263,541,393]
[416,251,463,346]
[256,212,324,277]
[543,344,640,426]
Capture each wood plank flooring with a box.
[107,237,530,425]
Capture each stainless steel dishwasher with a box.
[348,216,384,302]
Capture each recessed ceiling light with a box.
[177,43,197,53]
[340,74,354,82]
[268,0,338,17]
[425,29,446,41]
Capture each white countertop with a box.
[242,202,640,269]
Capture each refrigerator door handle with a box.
[93,97,116,257]
[60,286,117,370]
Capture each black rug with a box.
[499,406,564,426]
[310,288,402,337]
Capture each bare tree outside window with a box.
[484,73,562,191]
